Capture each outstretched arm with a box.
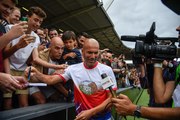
[25,66,63,85]
[112,94,180,120]
[32,48,67,69]
[3,34,36,58]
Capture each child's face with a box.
[64,39,75,50]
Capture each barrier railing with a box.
[0,87,141,120]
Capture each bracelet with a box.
[154,63,162,68]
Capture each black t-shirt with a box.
[147,63,175,107]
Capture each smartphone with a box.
[21,17,28,21]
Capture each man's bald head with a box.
[83,38,99,50]
[82,38,100,68]
[49,37,64,60]
[50,37,64,47]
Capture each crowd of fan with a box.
[1,1,180,120]
[0,1,142,111]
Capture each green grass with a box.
[112,87,147,120]
[121,89,149,120]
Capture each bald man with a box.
[30,37,71,103]
[25,38,117,120]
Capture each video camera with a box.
[121,22,179,60]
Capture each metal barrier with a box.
[0,102,75,120]
[0,87,140,120]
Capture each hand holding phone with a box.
[21,17,28,22]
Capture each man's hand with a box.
[8,21,28,39]
[100,48,109,53]
[24,66,40,83]
[0,22,28,50]
[0,73,27,92]
[111,94,136,116]
[16,34,36,49]
[55,64,68,69]
[25,66,62,85]
[53,69,65,74]
[75,109,93,120]
[24,66,38,77]
[63,52,76,60]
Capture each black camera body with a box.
[121,22,179,61]
[135,40,177,60]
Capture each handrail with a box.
[0,87,138,120]
[0,102,74,120]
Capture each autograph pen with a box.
[26,66,47,87]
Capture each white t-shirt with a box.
[9,31,40,71]
[60,62,117,115]
[48,58,59,75]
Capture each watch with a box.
[134,105,141,118]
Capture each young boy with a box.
[61,30,82,65]
[61,31,82,96]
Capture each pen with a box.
[27,66,31,81]
[28,83,47,87]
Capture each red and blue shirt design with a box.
[59,62,117,119]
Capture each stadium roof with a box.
[18,0,132,59]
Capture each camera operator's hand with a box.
[112,94,136,116]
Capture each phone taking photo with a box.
[21,17,28,21]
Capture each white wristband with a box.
[154,63,162,68]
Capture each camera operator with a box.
[132,56,175,107]
[111,26,180,119]
[131,31,178,107]
[111,60,180,119]
[141,57,176,108]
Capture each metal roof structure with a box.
[161,0,180,15]
[18,0,132,59]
